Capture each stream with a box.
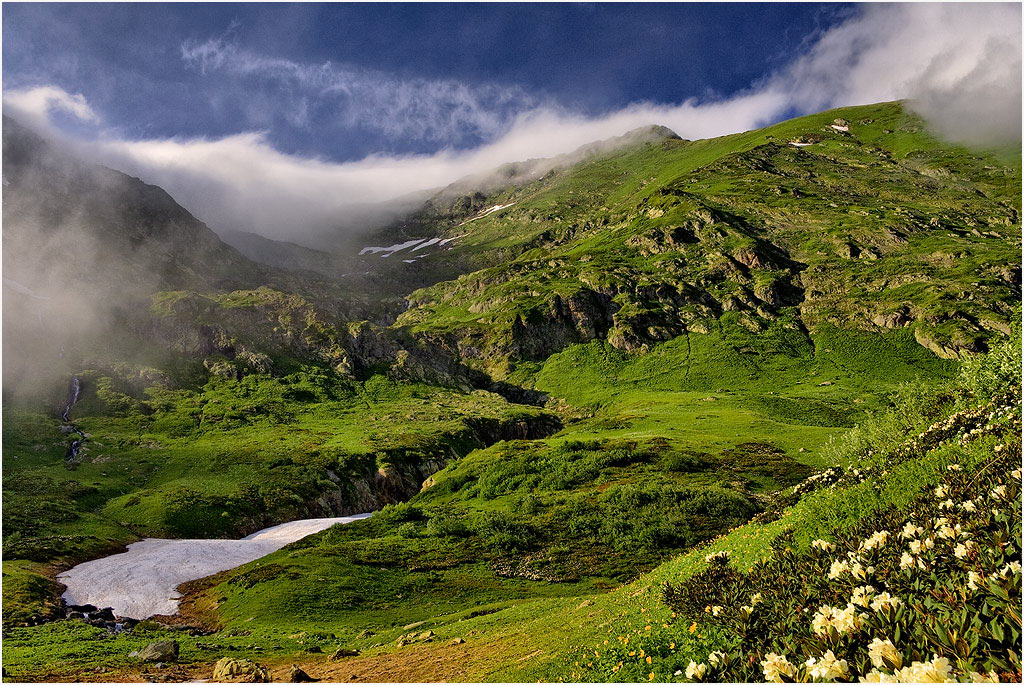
[60,376,86,465]
[58,514,372,620]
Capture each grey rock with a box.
[139,640,179,662]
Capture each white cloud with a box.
[180,36,538,143]
[4,4,1019,245]
[775,3,1022,147]
[3,85,99,129]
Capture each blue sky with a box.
[2,4,1018,242]
[3,3,846,161]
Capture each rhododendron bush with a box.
[664,443,1021,682]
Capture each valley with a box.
[1,100,1020,683]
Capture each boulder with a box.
[288,665,316,682]
[329,648,360,660]
[213,657,270,683]
[67,604,98,614]
[139,640,179,662]
[93,607,116,621]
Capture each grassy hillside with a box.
[1,101,1020,682]
[3,326,1017,683]
[388,102,1019,376]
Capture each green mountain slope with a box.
[1,101,1020,682]
[384,103,1018,379]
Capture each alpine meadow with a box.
[1,4,1021,684]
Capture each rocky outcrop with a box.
[914,327,963,359]
[213,658,269,683]
[304,411,562,518]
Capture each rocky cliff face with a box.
[239,412,563,532]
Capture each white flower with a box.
[760,653,797,683]
[947,464,961,471]
[991,485,1007,500]
[862,531,890,552]
[739,605,754,620]
[1011,469,1021,480]
[868,638,903,670]
[969,670,1000,682]
[750,592,763,606]
[998,561,1021,578]
[870,592,901,613]
[894,655,954,683]
[812,539,835,552]
[934,485,947,498]
[851,585,877,608]
[707,651,726,667]
[954,541,976,559]
[829,560,849,580]
[900,552,916,570]
[900,523,924,539]
[685,661,708,680]
[960,500,977,513]
[909,537,936,554]
[705,550,730,563]
[805,650,849,681]
[851,562,874,580]
[939,499,955,510]
[968,570,984,590]
[811,604,863,635]
[710,605,723,617]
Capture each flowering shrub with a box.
[663,441,1022,682]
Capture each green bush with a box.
[475,510,538,552]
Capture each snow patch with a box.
[458,202,515,226]
[359,239,427,257]
[789,141,814,147]
[58,514,371,619]
[830,124,850,132]
[411,237,442,252]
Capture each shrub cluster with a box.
[663,444,1022,682]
